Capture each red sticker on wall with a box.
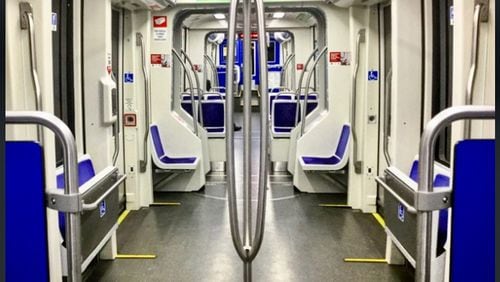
[296,64,304,70]
[153,16,167,28]
[329,52,341,63]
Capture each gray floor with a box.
[87,113,413,281]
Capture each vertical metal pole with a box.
[172,49,199,135]
[249,0,269,260]
[226,0,246,262]
[464,4,482,139]
[383,68,393,166]
[300,46,327,136]
[111,72,120,165]
[137,33,151,173]
[20,3,43,144]
[242,3,252,276]
[351,29,365,174]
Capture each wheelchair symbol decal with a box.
[368,70,378,81]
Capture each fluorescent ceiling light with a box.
[273,12,285,18]
[214,13,225,19]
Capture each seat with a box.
[180,93,200,116]
[149,123,199,170]
[201,99,225,137]
[271,99,300,137]
[299,124,350,171]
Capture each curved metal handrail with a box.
[351,29,365,174]
[136,33,151,173]
[300,46,328,136]
[294,47,319,126]
[383,68,393,166]
[6,111,82,282]
[279,53,295,88]
[172,49,199,135]
[181,50,204,126]
[203,54,220,89]
[416,105,495,282]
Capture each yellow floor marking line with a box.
[150,202,181,206]
[117,210,130,225]
[116,254,157,259]
[344,258,387,263]
[372,212,386,228]
[318,204,351,208]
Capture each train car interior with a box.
[4,0,496,281]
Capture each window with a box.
[431,0,453,165]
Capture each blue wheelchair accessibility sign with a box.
[99,201,107,218]
[397,203,405,222]
[124,72,134,83]
[368,70,378,81]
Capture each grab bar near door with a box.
[300,46,328,136]
[136,33,151,173]
[383,68,393,166]
[464,2,489,139]
[172,49,199,135]
[415,105,494,282]
[19,2,43,143]
[110,72,120,166]
[351,29,365,174]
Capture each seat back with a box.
[450,139,494,281]
[272,100,299,136]
[6,141,49,282]
[201,100,225,134]
[56,154,95,188]
[334,124,351,159]
[149,124,165,158]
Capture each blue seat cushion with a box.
[150,124,197,165]
[160,155,197,164]
[302,155,341,165]
[273,102,298,128]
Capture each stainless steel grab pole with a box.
[300,46,328,136]
[464,4,483,139]
[251,0,269,261]
[383,68,393,166]
[295,47,319,126]
[172,49,199,135]
[20,3,43,143]
[181,50,204,126]
[226,0,246,262]
[351,29,365,174]
[204,54,220,89]
[415,105,494,282]
[137,33,151,173]
[7,111,82,282]
[242,1,252,278]
[226,0,269,280]
[280,53,295,88]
